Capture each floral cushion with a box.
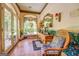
[63,32,79,56]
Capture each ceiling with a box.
[17,3,47,14]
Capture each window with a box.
[24,17,37,35]
[4,8,12,50]
[2,5,20,52]
[13,16,18,43]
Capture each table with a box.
[38,33,53,44]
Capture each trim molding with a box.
[40,3,48,14]
[20,10,40,14]
[15,3,20,11]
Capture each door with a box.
[3,8,12,51]
[12,16,18,44]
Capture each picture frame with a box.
[55,12,61,22]
[43,13,53,27]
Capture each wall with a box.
[40,3,79,31]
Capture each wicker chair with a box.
[43,29,71,56]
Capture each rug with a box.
[32,40,42,50]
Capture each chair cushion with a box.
[50,36,65,48]
[46,36,65,54]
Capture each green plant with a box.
[47,30,56,35]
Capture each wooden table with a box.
[38,33,53,44]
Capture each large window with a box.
[4,8,12,51]
[3,7,20,52]
[13,16,18,43]
[24,17,37,35]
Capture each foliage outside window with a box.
[13,16,18,43]
[4,8,12,50]
[24,17,37,35]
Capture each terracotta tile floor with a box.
[10,39,44,56]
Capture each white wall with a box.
[40,3,79,30]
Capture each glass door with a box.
[3,8,12,51]
[2,6,19,52]
[13,16,18,43]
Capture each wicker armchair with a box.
[43,29,71,56]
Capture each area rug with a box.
[32,40,42,50]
